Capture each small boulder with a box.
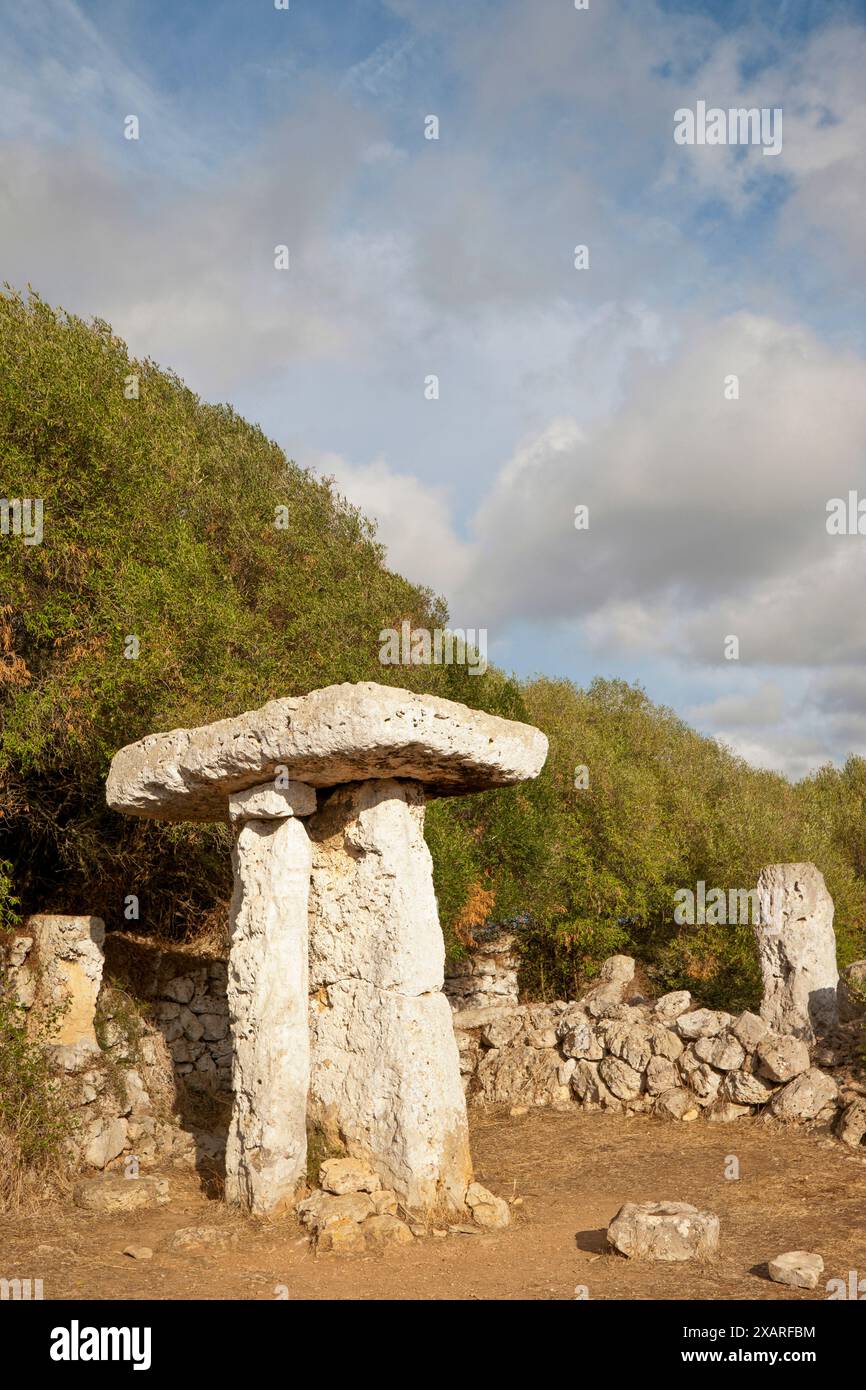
[653,991,692,1024]
[655,1088,699,1121]
[694,1034,746,1072]
[676,1010,731,1041]
[297,1190,375,1231]
[731,1010,768,1051]
[465,1182,510,1230]
[756,1035,811,1083]
[607,1201,720,1261]
[316,1222,367,1254]
[73,1174,170,1214]
[723,1070,777,1106]
[319,1157,381,1196]
[768,1251,824,1290]
[836,1099,866,1150]
[598,1055,643,1101]
[363,1214,414,1247]
[769,1069,839,1121]
[645,1056,680,1095]
[123,1246,153,1261]
[838,961,866,1023]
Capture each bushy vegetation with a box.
[431,678,866,1010]
[0,994,72,1209]
[3,288,866,1013]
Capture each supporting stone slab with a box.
[225,807,313,1215]
[307,779,472,1215]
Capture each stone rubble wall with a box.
[0,918,195,1174]
[5,918,866,1185]
[452,954,866,1148]
[444,932,520,1013]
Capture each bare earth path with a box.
[3,1109,864,1301]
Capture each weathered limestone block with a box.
[768,1251,824,1290]
[28,914,106,1069]
[607,1201,720,1261]
[106,681,548,819]
[308,779,472,1214]
[225,807,313,1215]
[754,863,838,1040]
[768,1068,838,1122]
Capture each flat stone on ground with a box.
[73,1174,170,1214]
[768,1251,824,1289]
[607,1200,720,1261]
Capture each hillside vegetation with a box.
[2,288,865,1010]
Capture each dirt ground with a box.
[3,1108,865,1301]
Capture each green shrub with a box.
[0,994,72,1209]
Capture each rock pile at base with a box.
[298,1157,510,1252]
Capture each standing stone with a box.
[27,915,106,1070]
[307,779,472,1215]
[225,793,313,1215]
[754,864,838,1040]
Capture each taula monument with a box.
[106,682,548,1218]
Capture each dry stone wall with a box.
[452,953,866,1148]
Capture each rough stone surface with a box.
[73,1174,170,1213]
[228,781,317,823]
[836,1099,866,1149]
[754,863,839,1040]
[465,1182,510,1229]
[27,915,105,1063]
[838,961,866,1023]
[106,682,549,819]
[607,1201,720,1261]
[308,779,472,1214]
[559,1019,604,1061]
[363,1214,414,1247]
[676,1009,731,1040]
[645,1056,680,1095]
[756,1035,811,1084]
[731,1010,768,1051]
[655,1089,700,1121]
[598,1055,643,1101]
[319,1157,381,1196]
[297,1191,375,1230]
[693,1034,746,1072]
[723,1070,778,1106]
[769,1068,839,1121]
[445,933,519,1013]
[768,1251,824,1289]
[224,811,312,1215]
[653,990,692,1023]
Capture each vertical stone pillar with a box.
[754,862,839,1041]
[307,778,473,1216]
[224,782,315,1215]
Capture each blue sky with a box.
[2,0,866,776]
